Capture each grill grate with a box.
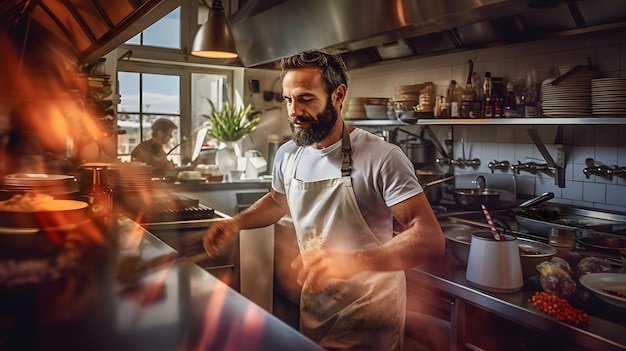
[134,205,218,224]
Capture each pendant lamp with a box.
[191,0,238,59]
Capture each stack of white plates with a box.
[591,78,626,116]
[541,69,597,117]
[2,173,78,195]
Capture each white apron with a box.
[285,124,406,351]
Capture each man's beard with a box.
[289,98,338,147]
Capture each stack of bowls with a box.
[364,97,391,119]
[343,97,368,120]
[391,82,435,119]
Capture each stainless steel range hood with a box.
[229,0,626,69]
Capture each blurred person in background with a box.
[201,50,445,351]
[130,118,177,174]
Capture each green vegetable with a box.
[514,207,560,221]
[203,100,259,142]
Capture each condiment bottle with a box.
[494,98,503,118]
[447,80,462,117]
[503,82,518,117]
[89,166,113,217]
[482,72,494,118]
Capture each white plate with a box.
[3,173,75,185]
[579,273,626,309]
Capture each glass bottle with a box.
[482,72,494,118]
[447,80,461,117]
[89,166,113,217]
[503,82,518,117]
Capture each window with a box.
[125,7,181,49]
[116,65,231,166]
[115,2,234,166]
[117,72,181,164]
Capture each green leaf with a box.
[202,99,260,142]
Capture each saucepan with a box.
[451,188,502,209]
[451,188,555,211]
[415,171,455,205]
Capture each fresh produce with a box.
[550,256,574,277]
[560,250,584,268]
[576,256,613,277]
[514,207,560,221]
[529,292,590,324]
[536,261,578,302]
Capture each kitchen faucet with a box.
[436,157,481,168]
[511,161,551,175]
[473,175,486,189]
[606,166,626,177]
[583,158,626,179]
[488,160,510,173]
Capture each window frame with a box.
[116,60,233,164]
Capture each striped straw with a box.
[481,204,503,240]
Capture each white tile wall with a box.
[349,27,626,213]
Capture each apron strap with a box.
[341,122,352,177]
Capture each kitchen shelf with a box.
[345,119,405,126]
[417,117,626,125]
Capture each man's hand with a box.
[290,247,365,293]
[203,219,240,257]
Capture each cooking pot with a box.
[403,140,435,169]
[415,171,454,205]
[452,188,502,209]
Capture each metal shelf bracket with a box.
[526,127,565,188]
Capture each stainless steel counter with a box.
[408,239,626,351]
[0,216,322,351]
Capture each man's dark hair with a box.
[151,118,177,133]
[280,50,348,95]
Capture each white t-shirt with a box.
[272,128,423,242]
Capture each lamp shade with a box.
[191,1,238,59]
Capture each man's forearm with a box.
[232,192,287,230]
[355,223,445,272]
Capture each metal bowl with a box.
[452,188,501,209]
[514,215,578,237]
[444,229,474,265]
[518,238,557,277]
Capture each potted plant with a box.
[203,100,260,176]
